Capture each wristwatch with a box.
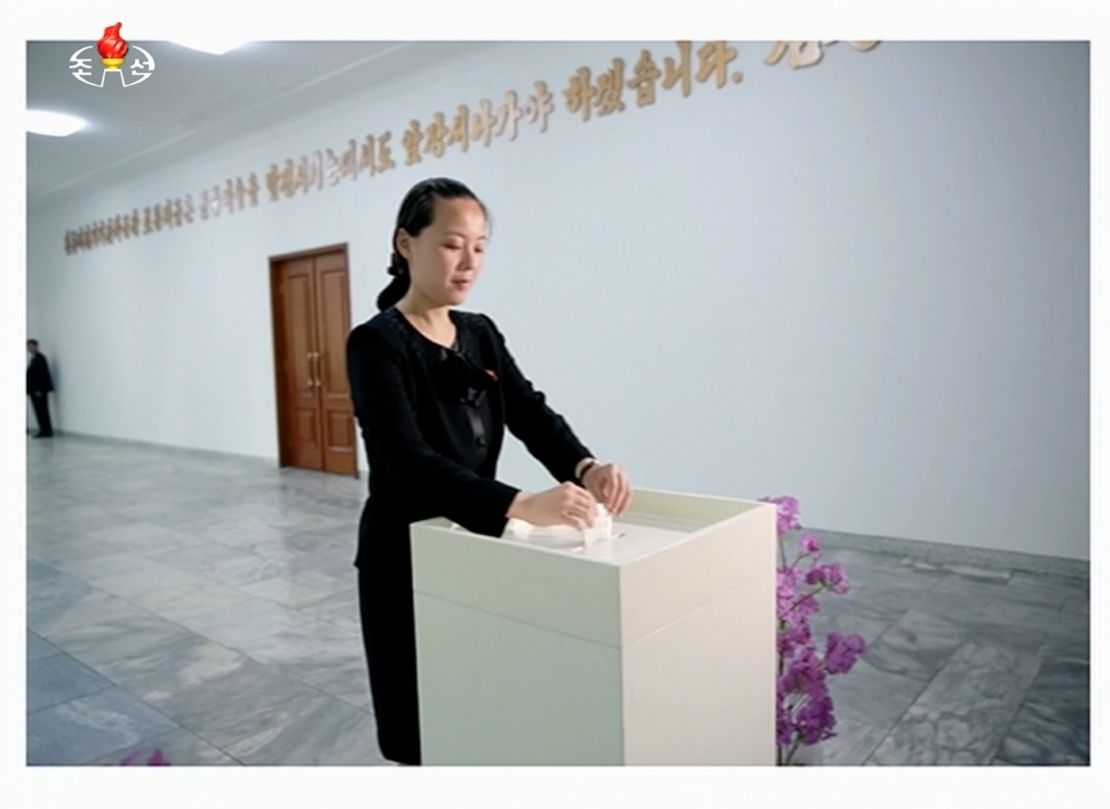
[575,457,598,484]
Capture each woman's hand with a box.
[507,483,598,531]
[582,462,630,517]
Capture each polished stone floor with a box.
[25,435,1089,765]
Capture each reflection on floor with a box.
[26,435,1089,765]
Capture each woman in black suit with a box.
[346,177,630,765]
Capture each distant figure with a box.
[26,339,54,438]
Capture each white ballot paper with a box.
[504,503,614,547]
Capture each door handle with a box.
[315,351,324,388]
[306,352,318,389]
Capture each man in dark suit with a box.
[26,339,54,437]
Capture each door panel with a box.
[327,410,354,450]
[272,246,357,477]
[280,259,324,471]
[314,253,356,476]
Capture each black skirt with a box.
[357,502,423,765]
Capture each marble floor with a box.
[25,435,1089,766]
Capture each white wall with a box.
[26,41,1089,560]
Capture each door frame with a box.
[268,242,356,474]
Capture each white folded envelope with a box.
[505,503,614,546]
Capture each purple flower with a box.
[784,648,824,695]
[771,495,866,763]
[776,693,794,746]
[761,495,801,536]
[777,568,799,611]
[778,614,813,659]
[824,632,866,675]
[795,687,836,745]
[805,562,850,594]
[799,532,822,555]
[120,747,170,766]
[790,592,821,619]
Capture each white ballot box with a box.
[410,488,777,765]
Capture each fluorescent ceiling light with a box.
[170,39,250,55]
[27,110,87,137]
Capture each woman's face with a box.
[397,197,488,307]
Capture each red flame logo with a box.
[97,23,129,60]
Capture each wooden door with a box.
[271,245,357,476]
[313,251,357,475]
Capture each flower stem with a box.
[785,736,804,765]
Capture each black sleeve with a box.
[346,324,520,538]
[43,357,54,392]
[483,314,593,484]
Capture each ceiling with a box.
[26,40,497,206]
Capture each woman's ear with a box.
[395,228,414,263]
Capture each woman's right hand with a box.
[507,483,598,531]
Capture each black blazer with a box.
[27,353,54,394]
[346,306,593,568]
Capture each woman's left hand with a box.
[582,462,631,517]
